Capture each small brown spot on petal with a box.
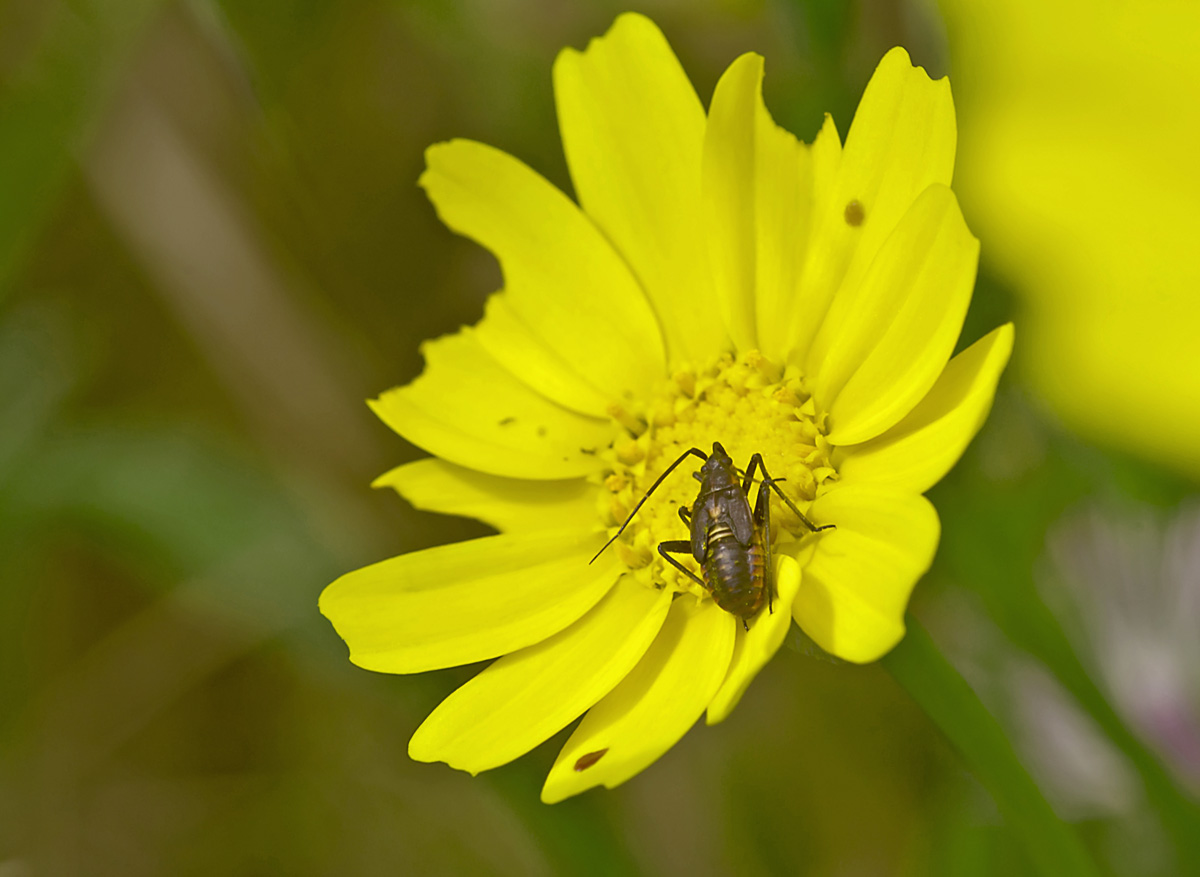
[574,748,608,771]
[844,199,864,226]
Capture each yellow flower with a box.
[942,0,1200,476]
[320,13,1012,803]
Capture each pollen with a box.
[595,351,838,597]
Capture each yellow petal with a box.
[553,13,726,365]
[320,529,621,673]
[369,326,616,480]
[421,139,666,416]
[793,485,939,663]
[703,52,823,361]
[703,52,762,353]
[837,323,1014,493]
[758,111,841,360]
[541,594,735,802]
[706,553,802,725]
[809,185,978,446]
[753,103,823,364]
[787,47,956,364]
[373,457,599,534]
[409,576,672,774]
[809,112,842,220]
[473,294,610,419]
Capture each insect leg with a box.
[657,541,708,591]
[748,453,836,535]
[677,506,691,526]
[590,447,709,563]
[740,453,763,497]
[752,477,775,614]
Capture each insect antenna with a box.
[589,447,709,564]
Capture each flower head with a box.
[320,13,1012,802]
[943,0,1200,476]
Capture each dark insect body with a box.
[592,442,834,629]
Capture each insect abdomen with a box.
[703,524,767,619]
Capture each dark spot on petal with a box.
[498,417,516,426]
[580,447,597,455]
[574,749,608,771]
[844,199,864,226]
[537,426,547,437]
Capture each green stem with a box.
[882,617,1100,877]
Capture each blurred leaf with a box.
[0,298,335,634]
[2,422,335,633]
[884,618,1100,877]
[0,301,75,476]
[0,0,163,294]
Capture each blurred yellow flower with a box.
[320,13,1011,802]
[943,0,1200,475]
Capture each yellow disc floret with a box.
[596,350,838,598]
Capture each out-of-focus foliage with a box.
[942,0,1200,479]
[0,0,1196,874]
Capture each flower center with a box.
[596,351,838,599]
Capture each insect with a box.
[592,442,834,628]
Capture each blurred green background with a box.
[2,1,1198,874]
